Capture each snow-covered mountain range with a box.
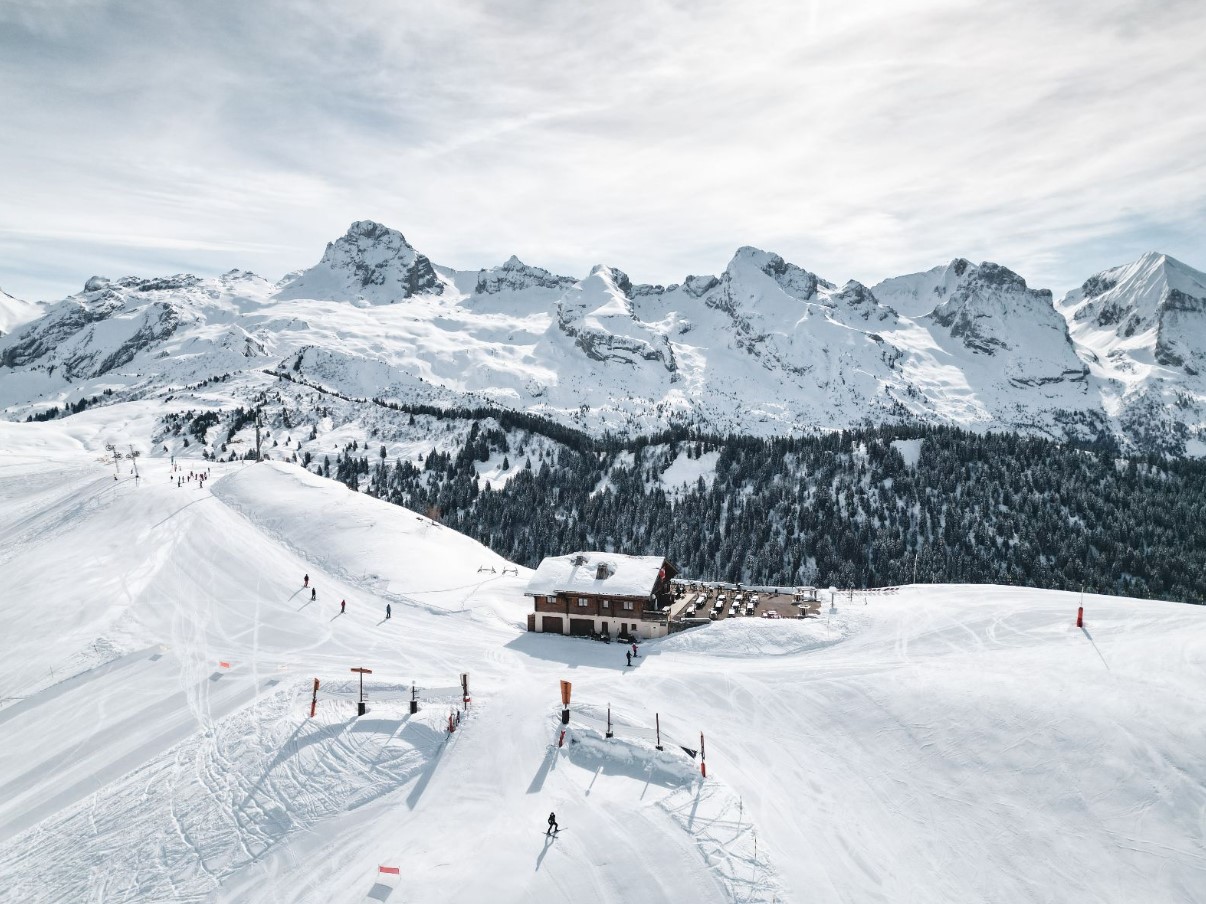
[2,221,1204,453]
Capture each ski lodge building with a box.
[525,552,678,640]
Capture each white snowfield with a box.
[0,422,1204,904]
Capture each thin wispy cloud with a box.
[1,0,1203,300]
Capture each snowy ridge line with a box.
[561,711,788,904]
[3,222,1205,452]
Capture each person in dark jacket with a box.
[340,600,346,614]
[626,651,632,667]
[386,604,392,619]
[304,574,309,587]
[547,812,558,835]
[311,587,316,601]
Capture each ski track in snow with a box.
[0,435,1204,903]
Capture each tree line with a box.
[315,422,1206,604]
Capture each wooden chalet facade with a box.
[525,552,678,640]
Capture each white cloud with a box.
[1,0,1203,300]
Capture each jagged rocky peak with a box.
[828,280,896,322]
[724,246,834,300]
[84,275,110,292]
[934,259,1050,305]
[220,268,264,283]
[275,220,443,302]
[1064,252,1206,333]
[474,255,576,294]
[927,260,1064,355]
[681,274,720,298]
[584,264,634,298]
[872,257,1018,318]
[554,265,676,372]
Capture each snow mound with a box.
[212,461,531,620]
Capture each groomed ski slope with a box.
[0,420,1204,904]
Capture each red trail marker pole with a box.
[558,679,572,747]
[1077,606,1084,628]
[700,732,707,778]
[310,677,320,718]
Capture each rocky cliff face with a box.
[475,256,576,295]
[1056,253,1206,453]
[553,266,677,373]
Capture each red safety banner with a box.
[379,866,400,875]
[219,661,231,669]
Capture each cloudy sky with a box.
[2,0,1203,301]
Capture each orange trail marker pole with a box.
[1077,606,1084,628]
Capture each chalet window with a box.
[623,601,633,610]
[601,599,609,608]
[578,597,589,607]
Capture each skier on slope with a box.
[626,651,632,667]
[386,604,391,619]
[547,812,558,835]
[304,574,309,587]
[341,600,346,614]
[631,642,639,658]
[311,587,317,601]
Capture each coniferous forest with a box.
[309,420,1206,604]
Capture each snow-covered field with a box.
[1,419,1204,903]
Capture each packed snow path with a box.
[0,426,1203,903]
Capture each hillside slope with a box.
[0,422,1203,903]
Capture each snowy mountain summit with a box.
[1,222,1205,453]
[276,220,444,303]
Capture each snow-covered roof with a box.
[525,551,667,598]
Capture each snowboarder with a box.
[547,812,559,835]
[304,574,309,587]
[626,651,632,667]
[631,642,639,658]
[311,587,317,601]
[386,604,392,619]
[340,599,346,614]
